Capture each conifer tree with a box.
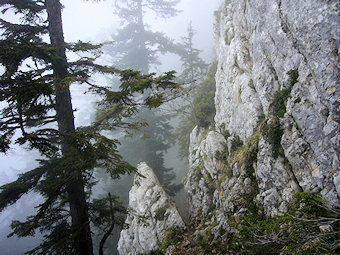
[178,22,209,84]
[173,23,210,158]
[0,1,179,254]
[107,0,180,74]
[118,110,180,195]
[103,0,182,195]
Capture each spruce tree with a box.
[107,0,180,74]
[178,22,209,84]
[104,0,182,195]
[0,1,179,254]
[118,110,181,195]
[174,23,212,158]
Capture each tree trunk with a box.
[45,1,94,254]
[137,0,149,74]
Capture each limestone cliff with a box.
[180,0,339,253]
[186,0,339,220]
[117,163,185,255]
[118,1,339,254]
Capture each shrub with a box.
[230,135,243,154]
[142,249,164,255]
[174,62,217,158]
[287,68,299,87]
[193,62,217,128]
[197,233,214,255]
[261,117,283,158]
[154,207,167,221]
[229,192,340,255]
[271,69,299,118]
[263,69,299,158]
[161,227,184,250]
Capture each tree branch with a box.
[99,193,115,255]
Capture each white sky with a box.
[61,0,222,57]
[61,0,223,127]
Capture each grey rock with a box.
[185,128,226,217]
[117,163,184,255]
[319,224,334,233]
[184,0,339,233]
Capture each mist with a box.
[0,0,221,254]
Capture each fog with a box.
[0,0,221,254]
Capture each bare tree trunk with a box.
[45,1,94,254]
[137,0,149,74]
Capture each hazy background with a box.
[0,0,221,254]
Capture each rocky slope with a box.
[117,163,185,255]
[180,0,339,253]
[186,0,339,218]
[118,0,339,254]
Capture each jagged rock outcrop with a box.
[117,162,185,255]
[185,127,227,217]
[185,0,339,228]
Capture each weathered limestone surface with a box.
[117,163,184,255]
[186,0,339,225]
[119,1,339,252]
[185,127,227,217]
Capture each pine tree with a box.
[118,110,182,195]
[102,0,182,195]
[173,23,211,158]
[107,0,180,74]
[0,1,179,254]
[178,22,209,84]
[175,62,217,159]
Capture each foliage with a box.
[177,22,209,84]
[117,109,182,196]
[229,192,340,254]
[160,226,184,250]
[0,1,180,254]
[143,249,164,255]
[270,68,299,118]
[97,0,183,201]
[230,135,243,154]
[218,118,264,186]
[233,134,259,181]
[215,145,229,162]
[174,111,196,158]
[221,128,231,140]
[193,160,204,180]
[154,206,167,221]
[287,68,299,87]
[192,62,217,128]
[106,0,181,74]
[173,61,216,159]
[197,236,213,254]
[169,24,209,159]
[262,68,299,158]
[271,86,293,119]
[261,116,283,158]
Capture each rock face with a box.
[185,0,339,226]
[117,163,185,255]
[118,1,339,253]
[185,127,227,217]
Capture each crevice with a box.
[284,157,303,192]
[277,0,308,65]
[265,50,280,82]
